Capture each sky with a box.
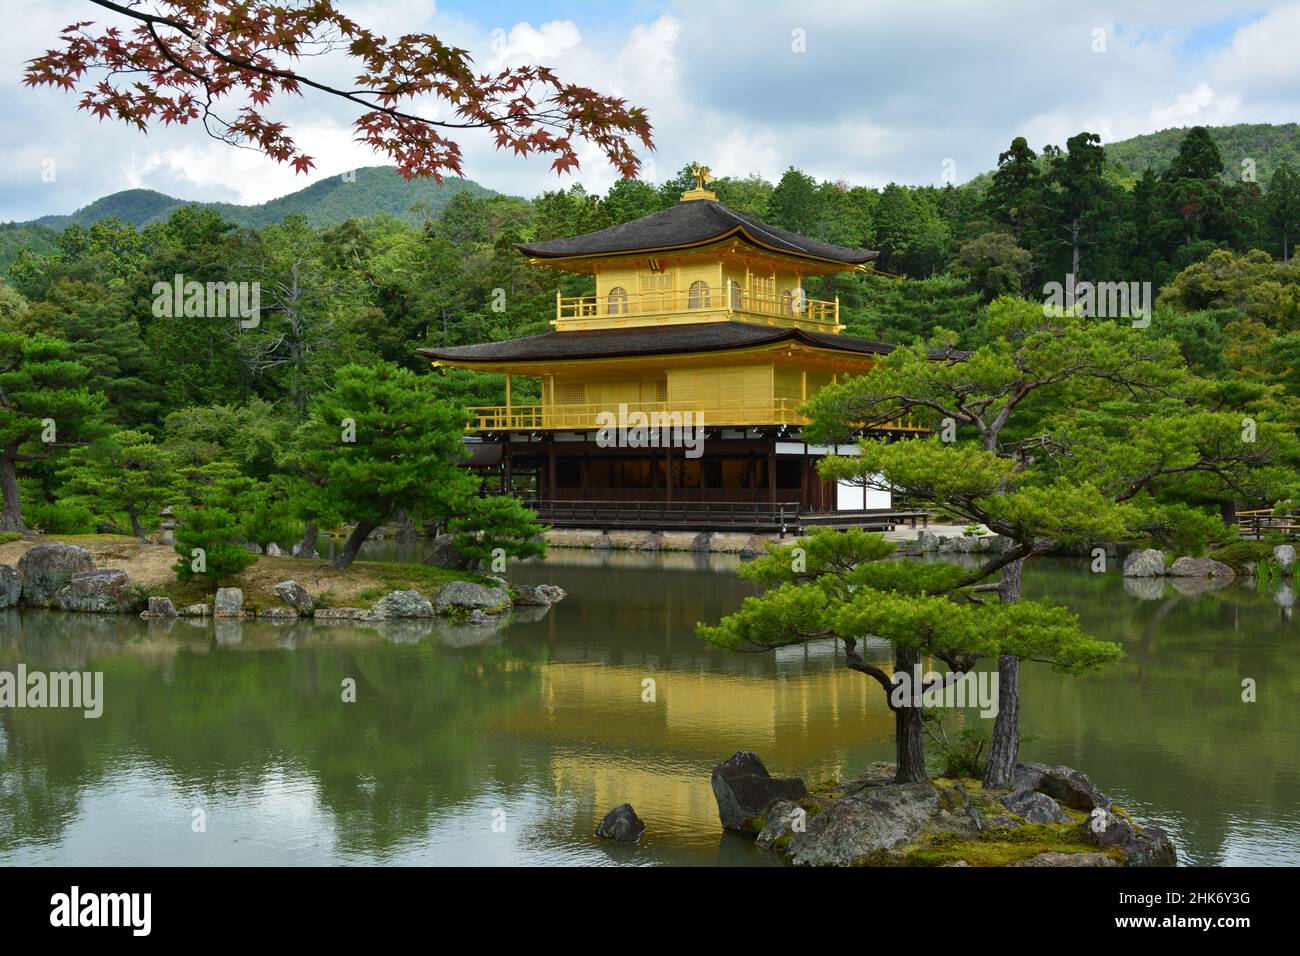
[2,0,1298,222]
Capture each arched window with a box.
[688,280,710,309]
[729,280,742,309]
[781,289,794,316]
[607,286,628,315]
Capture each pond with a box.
[1,547,1296,866]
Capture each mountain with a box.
[1102,122,1300,185]
[23,166,501,232]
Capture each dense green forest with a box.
[1,123,1297,558]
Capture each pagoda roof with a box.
[419,322,957,365]
[516,199,878,267]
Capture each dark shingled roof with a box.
[516,199,878,265]
[418,322,901,364]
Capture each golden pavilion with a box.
[419,167,925,531]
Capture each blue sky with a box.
[3,0,1299,222]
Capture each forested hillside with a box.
[1105,123,1300,183]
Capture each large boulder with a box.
[214,587,244,618]
[1274,544,1295,576]
[510,583,567,607]
[17,542,95,606]
[594,804,646,844]
[0,564,21,608]
[1012,762,1110,811]
[1167,556,1235,578]
[786,782,938,866]
[433,580,510,615]
[55,569,132,613]
[1122,549,1166,578]
[710,751,807,833]
[372,589,434,618]
[273,580,315,614]
[1085,808,1177,866]
[692,532,712,553]
[755,800,808,850]
[916,529,940,552]
[998,789,1071,824]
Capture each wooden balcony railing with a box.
[464,399,928,432]
[555,284,840,331]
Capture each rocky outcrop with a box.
[1086,808,1178,866]
[710,751,807,833]
[0,564,21,608]
[1012,762,1111,811]
[1122,549,1165,578]
[273,580,315,614]
[180,603,210,617]
[595,804,646,844]
[999,789,1071,824]
[433,580,510,615]
[55,569,132,613]
[639,532,665,551]
[372,589,435,618]
[214,587,244,618]
[313,607,382,622]
[755,799,808,850]
[265,542,285,557]
[787,782,939,866]
[1275,544,1295,576]
[916,530,940,552]
[141,596,179,618]
[692,532,712,553]
[1167,556,1235,578]
[738,535,768,560]
[1011,852,1119,867]
[258,606,299,620]
[17,542,95,606]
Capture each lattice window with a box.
[688,280,710,309]
[554,382,586,405]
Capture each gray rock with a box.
[710,751,807,833]
[141,596,178,618]
[372,589,434,618]
[999,789,1071,824]
[55,569,131,613]
[738,535,768,560]
[291,540,320,559]
[422,534,465,569]
[180,603,211,617]
[258,606,299,620]
[692,532,712,553]
[1122,549,1166,577]
[595,803,646,844]
[1011,852,1119,867]
[313,607,382,622]
[214,587,244,618]
[755,799,807,849]
[1013,762,1111,811]
[787,782,938,866]
[916,529,940,552]
[1167,556,1235,578]
[510,583,567,606]
[433,580,510,614]
[639,532,665,551]
[265,542,285,557]
[1085,808,1177,866]
[17,542,95,606]
[1274,544,1295,576]
[0,564,21,608]
[273,580,315,614]
[244,542,263,554]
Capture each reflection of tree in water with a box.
[0,612,544,858]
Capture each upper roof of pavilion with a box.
[516,196,878,271]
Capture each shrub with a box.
[172,505,258,590]
[25,500,97,534]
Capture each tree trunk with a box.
[296,521,319,558]
[129,508,144,540]
[983,558,1025,788]
[0,454,29,535]
[893,646,928,784]
[331,521,377,570]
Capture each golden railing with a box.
[556,285,839,329]
[464,400,927,432]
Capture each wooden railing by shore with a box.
[523,498,931,534]
[1235,508,1300,539]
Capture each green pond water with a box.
[1,547,1296,867]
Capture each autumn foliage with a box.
[23,0,654,180]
